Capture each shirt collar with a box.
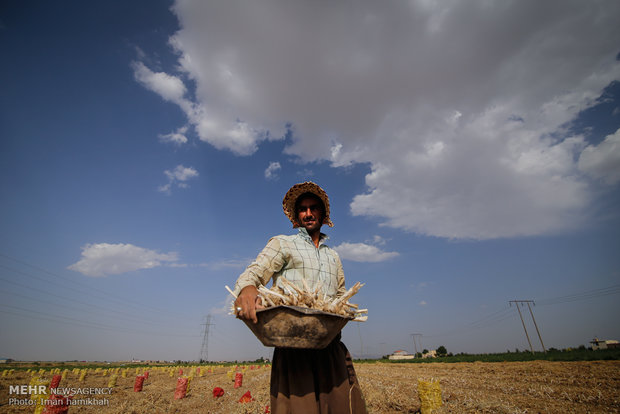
[297,227,329,246]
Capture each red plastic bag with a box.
[50,374,62,389]
[134,375,145,392]
[234,372,243,388]
[239,390,254,403]
[212,387,225,398]
[174,377,189,399]
[42,394,73,414]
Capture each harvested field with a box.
[1,361,619,413]
[357,361,620,413]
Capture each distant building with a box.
[388,350,415,360]
[590,338,620,350]
[422,350,437,359]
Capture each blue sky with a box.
[1,0,619,362]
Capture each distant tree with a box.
[422,349,429,354]
[436,346,447,357]
[577,345,586,351]
[415,352,422,358]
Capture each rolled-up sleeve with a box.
[234,237,287,296]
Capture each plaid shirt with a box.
[234,227,346,298]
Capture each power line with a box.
[0,262,166,316]
[0,275,196,331]
[509,300,545,353]
[526,301,546,353]
[0,253,188,318]
[0,256,202,329]
[200,314,214,362]
[410,333,422,354]
[468,307,514,327]
[536,284,620,306]
[509,300,535,353]
[0,304,200,338]
[424,283,620,340]
[423,308,516,339]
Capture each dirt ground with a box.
[1,360,619,413]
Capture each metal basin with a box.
[242,305,352,349]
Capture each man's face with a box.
[296,196,324,234]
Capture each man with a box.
[234,181,367,414]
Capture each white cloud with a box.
[157,183,172,194]
[333,242,399,263]
[264,161,281,180]
[212,295,235,316]
[370,235,386,246]
[159,126,189,145]
[167,263,188,268]
[578,128,620,185]
[68,243,179,277]
[132,61,189,106]
[165,165,199,181]
[419,301,427,306]
[158,164,199,194]
[139,0,620,239]
[199,259,250,270]
[132,60,267,156]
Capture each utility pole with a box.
[526,301,546,353]
[411,333,422,356]
[509,300,545,353]
[200,314,214,362]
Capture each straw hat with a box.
[282,182,334,228]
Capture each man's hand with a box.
[234,285,263,324]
